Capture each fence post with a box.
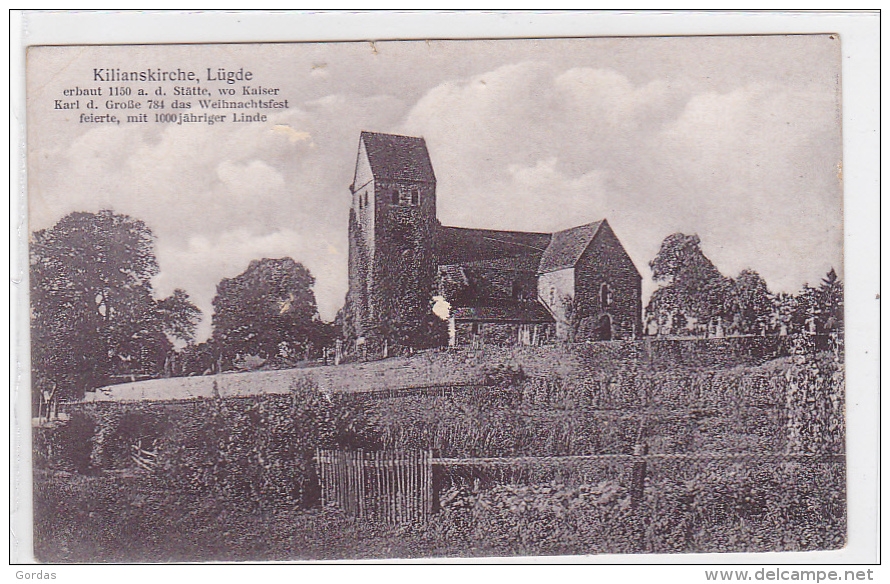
[630,442,647,507]
[630,441,648,554]
[316,448,323,507]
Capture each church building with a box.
[347,131,642,347]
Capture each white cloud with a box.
[154,227,348,340]
[398,62,841,300]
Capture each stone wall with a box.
[369,180,438,346]
[574,223,642,340]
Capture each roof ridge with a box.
[538,219,606,273]
[553,219,604,236]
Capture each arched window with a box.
[512,280,521,300]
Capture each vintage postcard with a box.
[19,21,865,566]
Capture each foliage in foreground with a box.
[432,463,845,556]
[32,459,844,562]
[154,379,379,508]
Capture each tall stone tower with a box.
[347,131,437,346]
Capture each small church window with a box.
[410,189,420,206]
[391,189,399,205]
[600,283,613,310]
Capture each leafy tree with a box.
[157,288,202,342]
[646,233,733,335]
[211,257,326,364]
[30,210,200,406]
[730,269,773,335]
[334,295,355,346]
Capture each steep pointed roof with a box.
[359,131,436,183]
[538,220,604,273]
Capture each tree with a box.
[30,210,200,407]
[818,268,844,335]
[646,233,733,335]
[157,288,202,342]
[731,269,773,335]
[772,291,799,335]
[211,258,326,364]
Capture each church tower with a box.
[347,131,437,346]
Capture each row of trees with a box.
[30,213,844,409]
[30,210,334,408]
[645,233,843,338]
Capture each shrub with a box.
[785,353,844,454]
[481,363,525,388]
[431,480,640,555]
[155,379,381,508]
[90,409,169,469]
[33,413,96,474]
[427,460,845,556]
[644,462,846,553]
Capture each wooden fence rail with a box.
[315,448,843,525]
[431,451,845,466]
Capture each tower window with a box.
[391,185,420,207]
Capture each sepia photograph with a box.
[13,11,877,568]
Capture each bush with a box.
[431,480,640,555]
[645,462,846,553]
[155,379,380,508]
[481,363,525,388]
[33,413,96,474]
[427,460,845,555]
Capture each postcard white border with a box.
[8,9,880,577]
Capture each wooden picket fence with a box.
[315,449,433,524]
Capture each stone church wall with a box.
[574,224,643,340]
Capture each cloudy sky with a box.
[27,35,842,340]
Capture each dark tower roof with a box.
[360,131,436,183]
